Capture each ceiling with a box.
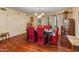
[8,7,72,15]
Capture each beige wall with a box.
[0,8,27,37]
[72,7,79,38]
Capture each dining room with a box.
[0,7,79,52]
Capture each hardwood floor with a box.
[0,33,77,52]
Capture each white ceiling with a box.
[9,7,71,15]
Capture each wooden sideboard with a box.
[61,18,75,36]
[60,18,75,49]
[60,35,72,49]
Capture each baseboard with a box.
[9,33,26,39]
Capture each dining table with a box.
[34,28,54,45]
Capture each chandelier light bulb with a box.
[34,13,37,16]
[38,15,41,18]
[41,13,45,16]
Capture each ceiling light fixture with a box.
[34,7,45,18]
[38,15,41,18]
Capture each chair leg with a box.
[33,37,35,43]
[37,39,40,45]
[41,38,44,47]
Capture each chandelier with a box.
[34,7,45,18]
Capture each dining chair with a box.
[37,27,44,47]
[28,27,35,42]
[26,28,29,41]
[46,25,51,30]
[50,27,59,45]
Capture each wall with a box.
[0,8,27,37]
[0,8,8,33]
[72,7,79,38]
